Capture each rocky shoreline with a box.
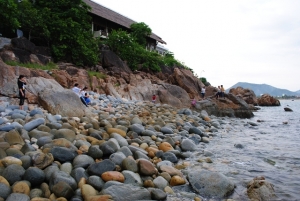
[0,92,276,201]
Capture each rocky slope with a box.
[0,37,256,118]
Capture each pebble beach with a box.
[0,92,272,201]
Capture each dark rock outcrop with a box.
[229,86,258,105]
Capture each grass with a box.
[5,60,58,70]
[87,70,106,79]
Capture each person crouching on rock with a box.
[18,75,27,110]
[152,94,157,103]
[72,83,88,107]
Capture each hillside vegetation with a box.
[0,0,190,73]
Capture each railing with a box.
[93,30,108,38]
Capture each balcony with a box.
[93,30,108,38]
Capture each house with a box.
[83,0,166,51]
[156,43,169,55]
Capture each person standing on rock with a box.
[18,75,27,110]
[221,85,225,99]
[152,94,157,103]
[72,83,88,107]
[201,86,206,99]
[215,86,221,99]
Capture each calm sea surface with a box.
[185,99,300,201]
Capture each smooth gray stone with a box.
[6,193,30,201]
[72,154,95,169]
[0,124,15,131]
[0,182,11,199]
[160,126,174,134]
[111,133,128,147]
[24,118,45,131]
[2,164,25,185]
[102,181,123,190]
[153,176,168,190]
[149,188,167,200]
[162,152,178,163]
[0,117,6,125]
[30,188,43,199]
[118,146,132,157]
[23,167,45,186]
[49,170,77,190]
[101,184,151,201]
[188,169,235,198]
[122,170,143,186]
[50,147,78,163]
[87,175,105,191]
[87,159,115,176]
[134,151,149,160]
[109,152,126,166]
[88,145,103,159]
[30,109,43,117]
[129,123,145,135]
[122,158,138,173]
[180,139,197,151]
[71,167,89,183]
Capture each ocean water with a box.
[186,100,300,201]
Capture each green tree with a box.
[130,22,151,47]
[32,0,99,66]
[0,0,20,34]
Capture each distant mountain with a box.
[227,82,300,97]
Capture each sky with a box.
[93,0,300,91]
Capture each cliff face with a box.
[0,37,255,118]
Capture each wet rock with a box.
[180,139,197,151]
[188,169,235,198]
[247,176,275,201]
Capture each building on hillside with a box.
[83,0,166,51]
[156,43,169,55]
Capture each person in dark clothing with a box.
[18,75,27,110]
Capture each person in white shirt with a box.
[72,83,88,107]
[201,86,206,98]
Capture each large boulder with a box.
[37,88,87,117]
[187,169,235,198]
[229,86,258,105]
[169,68,204,100]
[257,94,280,106]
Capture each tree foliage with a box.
[130,22,152,47]
[0,0,20,33]
[0,0,99,66]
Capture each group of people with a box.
[72,83,91,107]
[215,85,225,99]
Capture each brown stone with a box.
[0,176,10,186]
[4,130,25,145]
[138,159,157,176]
[158,142,174,152]
[88,195,114,201]
[32,152,54,169]
[143,180,155,188]
[101,171,125,182]
[159,165,182,176]
[106,128,126,137]
[1,156,22,167]
[81,184,97,201]
[170,175,186,186]
[30,198,51,201]
[40,182,51,198]
[247,176,275,201]
[12,181,31,195]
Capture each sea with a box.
[182,99,300,201]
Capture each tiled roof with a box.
[83,0,166,44]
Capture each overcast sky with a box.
[93,0,300,91]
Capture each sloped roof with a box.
[83,0,166,44]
